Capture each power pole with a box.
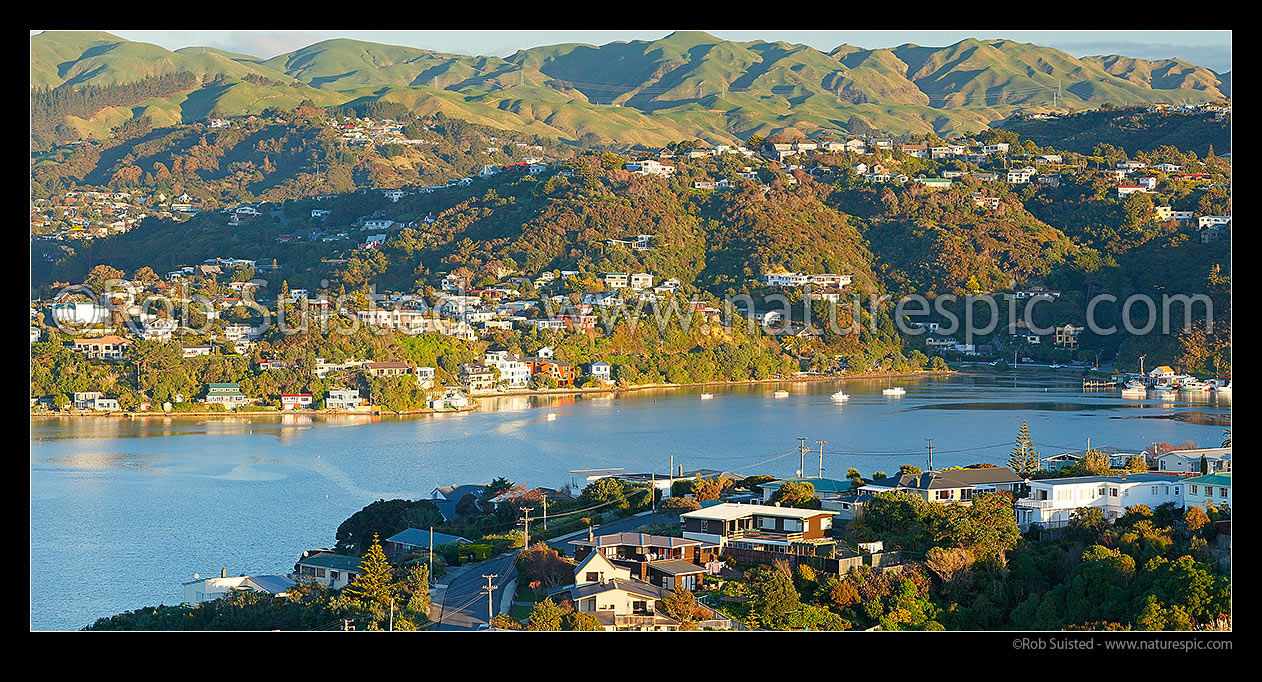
[815,440,827,478]
[650,471,656,523]
[542,497,548,530]
[797,437,808,478]
[520,507,530,547]
[482,573,498,625]
[429,526,434,576]
[926,438,935,472]
[389,596,394,631]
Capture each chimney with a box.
[221,568,226,578]
[588,525,594,542]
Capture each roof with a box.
[569,578,664,601]
[761,477,854,496]
[1029,473,1175,486]
[1158,447,1231,461]
[680,503,833,522]
[386,528,470,547]
[935,467,1025,486]
[297,553,364,572]
[1184,472,1232,487]
[647,560,709,576]
[570,532,702,550]
[242,575,296,594]
[865,467,1022,491]
[72,335,131,345]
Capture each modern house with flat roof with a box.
[1014,473,1183,530]
[680,503,835,553]
[569,531,720,590]
[1154,447,1231,475]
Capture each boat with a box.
[1179,380,1211,392]
[830,390,850,401]
[1121,380,1147,398]
[700,393,714,400]
[1153,384,1175,396]
[1212,380,1231,395]
[881,379,905,396]
[773,390,790,398]
[546,411,557,421]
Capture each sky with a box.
[36,29,1233,72]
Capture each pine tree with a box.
[1009,420,1040,476]
[347,534,394,607]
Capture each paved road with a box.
[547,510,682,556]
[433,552,518,630]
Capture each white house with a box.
[1182,473,1231,510]
[484,350,531,388]
[1153,447,1231,475]
[182,572,294,604]
[1014,473,1183,530]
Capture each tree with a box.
[661,588,704,630]
[85,264,126,292]
[1078,449,1112,476]
[747,563,801,628]
[899,464,923,476]
[1124,455,1148,473]
[347,535,395,607]
[1008,420,1040,476]
[526,597,566,631]
[1184,505,1210,533]
[564,610,604,631]
[404,562,431,618]
[770,480,817,508]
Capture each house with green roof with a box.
[203,382,253,409]
[1183,472,1231,510]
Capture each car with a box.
[1049,364,1063,369]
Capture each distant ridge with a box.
[31,31,1229,147]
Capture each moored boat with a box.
[773,390,789,398]
[830,390,850,401]
[700,393,714,400]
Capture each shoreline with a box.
[30,369,959,420]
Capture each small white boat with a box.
[700,393,714,400]
[546,412,557,421]
[830,390,850,401]
[1154,384,1175,394]
[1121,381,1147,398]
[1212,380,1231,395]
[1179,380,1210,392]
[882,387,905,396]
[773,390,790,398]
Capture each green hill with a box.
[32,31,1230,149]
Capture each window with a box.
[758,516,777,530]
[1152,486,1158,495]
[1220,487,1228,498]
[316,568,326,578]
[331,571,339,581]
[1109,488,1118,497]
[1191,485,1198,495]
[586,572,600,583]
[936,490,953,501]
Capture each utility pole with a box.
[797,437,808,478]
[650,471,656,524]
[389,596,394,631]
[1139,354,1147,375]
[542,497,548,530]
[926,438,935,472]
[520,507,530,547]
[482,573,498,625]
[815,440,827,478]
[428,526,434,576]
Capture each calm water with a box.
[30,373,1230,630]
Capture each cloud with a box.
[209,31,332,59]
[1049,40,1232,72]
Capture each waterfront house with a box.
[203,382,253,409]
[182,571,295,604]
[428,483,488,520]
[281,393,314,410]
[293,551,362,590]
[587,361,612,382]
[325,389,368,410]
[458,363,497,392]
[680,503,835,552]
